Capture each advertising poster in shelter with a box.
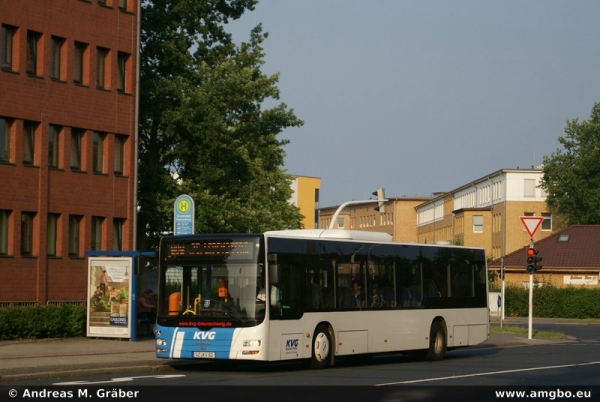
[87,257,132,338]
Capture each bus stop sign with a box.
[520,216,544,238]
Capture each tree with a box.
[138,0,304,250]
[540,102,600,226]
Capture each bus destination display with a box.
[167,240,255,260]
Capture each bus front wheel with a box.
[424,321,447,361]
[309,325,332,369]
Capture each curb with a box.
[0,361,197,383]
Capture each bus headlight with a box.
[156,339,166,346]
[243,340,261,347]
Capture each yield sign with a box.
[520,216,544,238]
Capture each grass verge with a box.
[490,324,565,339]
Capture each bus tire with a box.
[424,321,447,361]
[309,325,332,369]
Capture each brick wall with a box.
[0,0,138,303]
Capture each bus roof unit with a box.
[264,229,393,242]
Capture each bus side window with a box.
[306,281,323,311]
[381,285,395,308]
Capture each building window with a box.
[50,36,65,80]
[117,51,129,92]
[0,210,9,255]
[113,218,124,251]
[23,121,37,165]
[70,128,84,170]
[473,215,483,233]
[73,41,88,85]
[337,218,344,229]
[1,24,16,70]
[542,213,552,231]
[48,125,61,168]
[118,0,127,11]
[21,212,35,256]
[96,47,109,89]
[68,215,82,257]
[47,213,59,256]
[524,179,536,197]
[26,30,41,75]
[114,134,125,175]
[91,216,103,251]
[1,117,12,162]
[93,131,105,173]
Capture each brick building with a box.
[319,168,555,259]
[320,196,433,243]
[0,0,138,304]
[415,168,552,259]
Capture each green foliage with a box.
[504,284,600,319]
[0,305,86,340]
[95,300,110,313]
[540,102,600,226]
[138,0,304,250]
[118,288,128,301]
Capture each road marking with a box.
[375,361,600,385]
[54,374,186,385]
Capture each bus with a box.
[154,229,489,369]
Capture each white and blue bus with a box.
[155,229,489,368]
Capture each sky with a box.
[226,0,600,208]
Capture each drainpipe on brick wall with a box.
[132,0,141,250]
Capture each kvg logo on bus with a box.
[193,331,216,340]
[285,339,299,350]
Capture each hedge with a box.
[504,285,600,319]
[0,305,86,341]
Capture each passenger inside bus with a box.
[370,284,386,309]
[352,281,365,309]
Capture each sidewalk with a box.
[0,322,570,383]
[0,336,180,383]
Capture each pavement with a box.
[0,317,581,383]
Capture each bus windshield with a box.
[157,236,265,328]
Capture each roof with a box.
[489,225,600,269]
[416,167,544,206]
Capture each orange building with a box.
[289,175,321,229]
[0,0,138,305]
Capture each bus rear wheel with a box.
[424,321,447,361]
[309,325,332,369]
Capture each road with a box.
[47,342,598,386]
[3,320,594,390]
[1,320,596,402]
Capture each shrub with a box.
[504,284,600,319]
[0,305,86,341]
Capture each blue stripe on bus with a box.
[156,325,236,359]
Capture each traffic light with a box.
[526,247,542,273]
[372,188,386,213]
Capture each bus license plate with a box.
[193,352,215,358]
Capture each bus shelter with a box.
[85,250,155,342]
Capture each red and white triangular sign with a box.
[520,216,544,238]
